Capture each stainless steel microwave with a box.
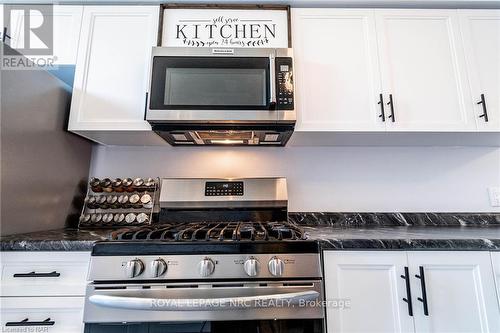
[146,47,295,146]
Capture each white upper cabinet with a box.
[9,5,83,65]
[68,6,162,145]
[324,251,414,333]
[292,9,385,131]
[459,10,500,131]
[408,251,500,333]
[293,9,500,135]
[375,10,475,131]
[1,5,82,64]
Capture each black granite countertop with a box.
[1,225,500,251]
[0,228,110,251]
[305,225,500,251]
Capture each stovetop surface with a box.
[110,221,306,242]
[92,221,316,255]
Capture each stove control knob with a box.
[125,259,144,278]
[198,258,215,277]
[268,257,285,277]
[244,258,259,277]
[150,259,168,278]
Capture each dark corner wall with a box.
[1,49,92,236]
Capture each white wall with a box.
[90,145,500,212]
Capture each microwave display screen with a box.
[164,68,266,106]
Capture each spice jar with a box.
[117,194,129,209]
[79,214,91,225]
[96,195,107,209]
[125,213,137,224]
[91,213,102,224]
[122,178,134,192]
[100,178,113,193]
[129,194,141,209]
[89,177,102,192]
[132,178,144,191]
[106,195,118,208]
[136,213,149,224]
[144,178,156,189]
[140,193,153,209]
[102,213,114,224]
[112,178,123,192]
[86,196,97,209]
[113,213,125,224]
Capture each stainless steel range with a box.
[84,178,324,333]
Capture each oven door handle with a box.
[89,290,319,311]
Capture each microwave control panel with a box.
[205,181,244,196]
[276,57,294,110]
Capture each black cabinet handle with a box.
[477,94,489,122]
[6,318,55,327]
[386,94,395,122]
[378,94,386,122]
[400,266,413,316]
[13,271,60,278]
[2,27,11,43]
[143,92,149,120]
[415,266,429,316]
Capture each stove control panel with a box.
[205,181,244,196]
[93,253,320,281]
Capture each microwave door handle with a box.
[89,290,319,311]
[269,54,276,106]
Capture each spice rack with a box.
[79,177,159,229]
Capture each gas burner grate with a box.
[110,221,307,242]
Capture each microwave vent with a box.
[197,131,254,140]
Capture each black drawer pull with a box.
[415,266,429,316]
[386,94,395,122]
[2,27,11,43]
[378,93,386,122]
[400,266,413,316]
[6,318,55,327]
[13,271,60,278]
[477,94,489,122]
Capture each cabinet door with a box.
[323,251,414,333]
[490,252,500,321]
[8,5,83,64]
[376,10,476,131]
[68,6,158,134]
[459,10,500,131]
[292,9,385,131]
[408,251,500,333]
[0,297,84,333]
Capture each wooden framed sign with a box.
[160,5,290,48]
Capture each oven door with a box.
[146,47,296,123]
[84,280,324,332]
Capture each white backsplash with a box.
[90,145,500,212]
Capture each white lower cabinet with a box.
[0,297,85,333]
[324,251,500,333]
[323,251,414,333]
[0,251,90,297]
[0,252,90,333]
